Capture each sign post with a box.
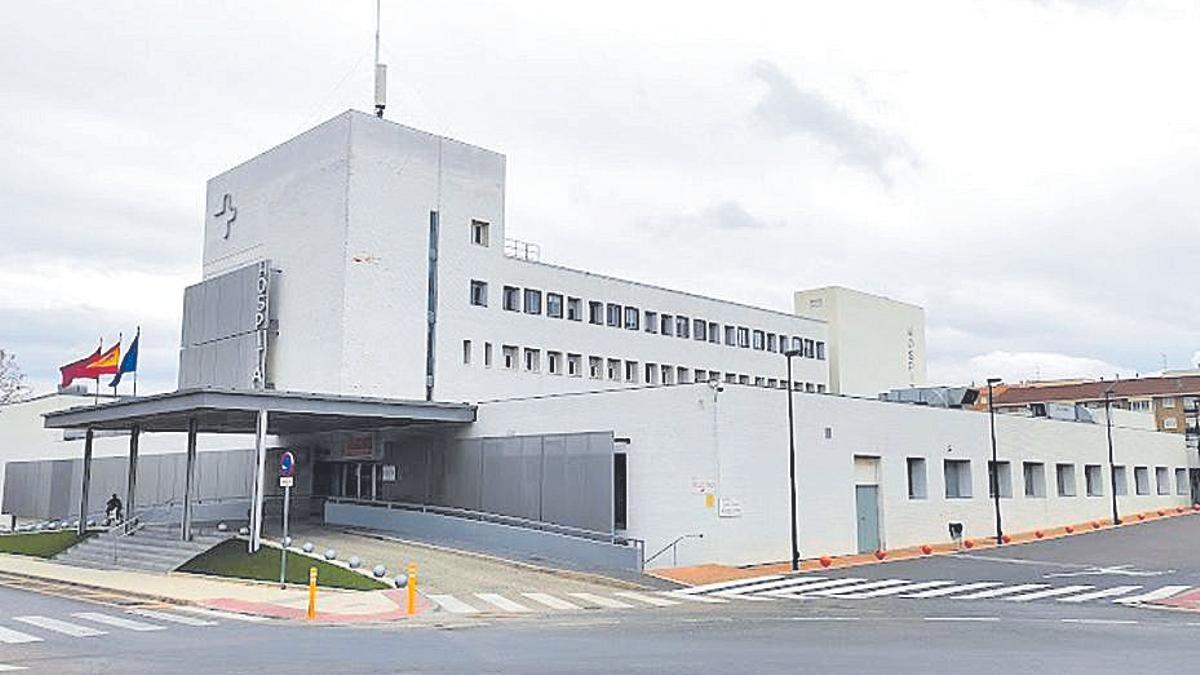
[278,451,296,588]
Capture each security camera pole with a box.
[986,378,1004,545]
[784,348,802,571]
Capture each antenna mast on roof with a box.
[373,0,387,118]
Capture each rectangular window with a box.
[804,338,815,358]
[752,330,765,350]
[1155,466,1171,495]
[753,376,764,387]
[469,280,488,307]
[644,311,658,334]
[567,297,582,321]
[907,457,927,499]
[792,336,803,352]
[607,358,622,381]
[588,301,604,325]
[767,333,777,352]
[816,341,826,360]
[546,293,563,318]
[1112,465,1127,495]
[503,286,520,311]
[462,340,472,365]
[738,374,750,385]
[944,459,972,499]
[725,373,737,384]
[675,316,690,339]
[805,382,815,393]
[678,367,691,384]
[624,306,640,330]
[988,460,1013,498]
[588,356,602,379]
[1023,462,1046,498]
[484,342,493,368]
[724,326,736,346]
[645,363,659,385]
[661,314,674,336]
[1176,468,1189,495]
[523,348,540,372]
[1056,463,1077,497]
[737,327,750,348]
[695,369,707,383]
[1163,417,1179,430]
[661,365,675,385]
[693,319,707,341]
[524,289,542,315]
[471,219,489,246]
[606,303,622,327]
[1085,464,1103,497]
[1134,466,1150,495]
[778,334,789,352]
[817,384,826,393]
[567,353,582,377]
[1162,397,1176,408]
[1130,399,1151,412]
[502,345,518,370]
[708,322,719,344]
[625,360,638,383]
[547,351,562,375]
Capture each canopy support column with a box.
[181,417,197,541]
[126,425,140,524]
[78,428,94,535]
[248,409,269,553]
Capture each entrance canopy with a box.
[42,388,476,434]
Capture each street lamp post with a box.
[986,378,1004,546]
[783,349,802,571]
[1104,389,1121,526]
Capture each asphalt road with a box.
[1,517,1197,674]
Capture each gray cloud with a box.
[699,201,770,230]
[750,61,916,183]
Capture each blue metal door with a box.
[855,485,881,553]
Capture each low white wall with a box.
[474,384,1195,569]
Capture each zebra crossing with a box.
[427,589,683,614]
[676,573,1197,607]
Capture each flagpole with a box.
[94,338,102,405]
[112,332,122,399]
[133,326,140,397]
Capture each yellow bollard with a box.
[307,567,317,620]
[406,562,417,615]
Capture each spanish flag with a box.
[59,341,121,388]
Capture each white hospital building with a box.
[3,111,1196,572]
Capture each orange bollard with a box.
[1034,530,1044,539]
[819,555,832,568]
[1091,520,1100,529]
[1065,525,1075,533]
[873,549,886,560]
[307,567,317,620]
[921,544,933,555]
[1137,513,1145,521]
[406,562,417,615]
[1001,534,1012,544]
[964,539,975,549]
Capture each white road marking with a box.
[1056,586,1143,603]
[13,616,106,637]
[837,580,956,599]
[71,612,165,632]
[128,609,218,626]
[900,582,1002,599]
[0,625,42,644]
[474,593,531,613]
[613,591,680,607]
[805,579,911,597]
[0,664,28,672]
[924,616,1000,622]
[521,593,581,610]
[1006,585,1095,602]
[676,575,784,595]
[176,608,266,623]
[762,578,867,598]
[568,592,634,609]
[1114,586,1192,604]
[1061,618,1139,625]
[953,584,1050,600]
[664,592,728,604]
[713,576,827,598]
[785,616,862,621]
[428,594,481,614]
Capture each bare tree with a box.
[0,348,31,404]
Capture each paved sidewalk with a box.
[0,553,427,623]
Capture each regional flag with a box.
[59,342,120,388]
[109,330,139,388]
[59,346,100,387]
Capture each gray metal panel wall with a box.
[541,432,615,533]
[178,262,267,390]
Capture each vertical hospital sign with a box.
[252,259,272,389]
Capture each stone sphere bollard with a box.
[373,565,387,578]
[348,556,362,569]
[238,527,250,536]
[303,542,315,553]
[217,522,228,532]
[282,536,292,547]
[394,573,408,588]
[324,549,337,561]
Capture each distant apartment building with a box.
[981,375,1200,449]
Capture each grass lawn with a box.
[0,530,91,558]
[178,540,389,591]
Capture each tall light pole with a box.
[783,348,802,571]
[1104,388,1121,525]
[986,378,1004,546]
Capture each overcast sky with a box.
[3,0,1199,397]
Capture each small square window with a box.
[1113,465,1128,495]
[907,458,927,499]
[607,358,622,381]
[678,367,691,384]
[645,311,658,333]
[1176,468,1189,495]
[724,326,736,346]
[625,360,639,383]
[1023,462,1046,498]
[469,280,488,307]
[524,348,540,372]
[524,289,542,315]
[566,353,582,377]
[606,303,622,328]
[625,306,640,330]
[471,219,490,246]
[588,356,603,379]
[662,365,675,385]
[708,322,719,344]
[661,314,674,336]
[988,460,1013,498]
[675,316,690,339]
[547,351,562,375]
[816,342,826,360]
[752,330,765,350]
[645,363,659,385]
[502,345,518,370]
[547,293,563,318]
[588,301,604,325]
[1134,466,1150,495]
[1056,463,1077,497]
[503,286,520,311]
[567,297,582,321]
[693,319,707,341]
[1156,466,1171,495]
[462,340,472,365]
[1085,464,1103,497]
[737,327,750,348]
[944,459,972,498]
[767,334,777,352]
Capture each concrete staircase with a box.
[54,523,232,573]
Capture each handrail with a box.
[644,533,704,567]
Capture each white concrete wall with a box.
[795,286,926,397]
[473,384,1194,569]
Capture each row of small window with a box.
[908,458,1191,500]
[467,281,826,358]
[460,340,827,391]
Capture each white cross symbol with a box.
[214,193,238,239]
